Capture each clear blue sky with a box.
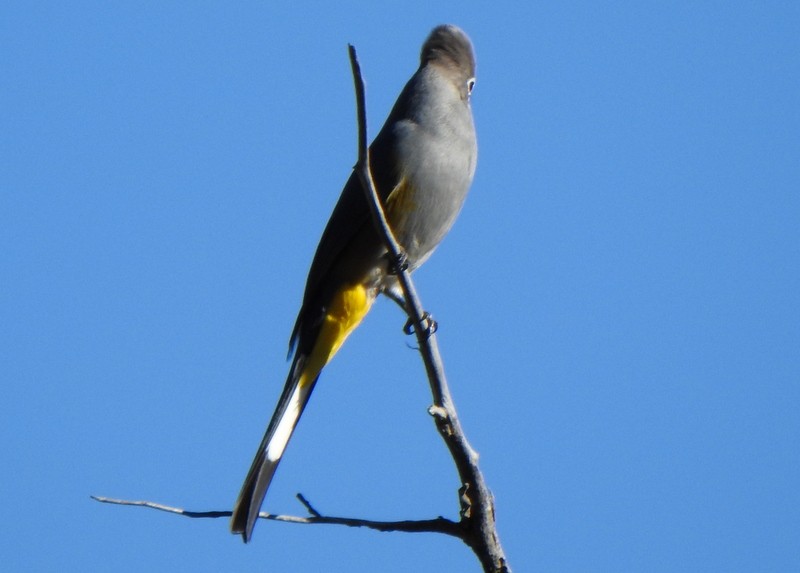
[3,2,798,571]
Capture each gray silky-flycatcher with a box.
[231,24,478,542]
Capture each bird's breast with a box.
[387,114,476,268]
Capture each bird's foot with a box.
[387,251,409,275]
[403,312,438,338]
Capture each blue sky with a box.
[2,2,799,571]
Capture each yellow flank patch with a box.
[385,178,417,229]
[299,283,373,387]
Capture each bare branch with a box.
[90,495,461,537]
[346,46,509,573]
[91,495,231,519]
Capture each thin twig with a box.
[91,496,231,519]
[296,493,321,517]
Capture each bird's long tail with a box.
[230,283,373,542]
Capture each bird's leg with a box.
[383,285,438,339]
[384,288,409,313]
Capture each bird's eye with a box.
[467,78,476,95]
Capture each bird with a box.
[230,24,477,542]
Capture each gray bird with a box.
[231,24,477,542]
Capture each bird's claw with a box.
[403,312,438,338]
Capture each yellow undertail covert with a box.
[298,283,373,388]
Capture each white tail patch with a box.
[265,382,310,462]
